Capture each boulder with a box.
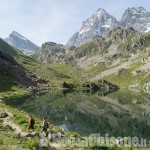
[0,118,3,123]
[0,109,8,118]
[0,100,4,103]
[4,125,14,131]
[62,82,74,89]
[39,138,50,149]
[14,133,21,138]
[48,131,64,143]
[25,132,39,138]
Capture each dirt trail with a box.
[2,109,66,149]
[2,109,27,136]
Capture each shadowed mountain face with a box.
[67,7,150,47]
[0,38,48,91]
[5,31,40,55]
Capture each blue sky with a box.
[0,0,150,46]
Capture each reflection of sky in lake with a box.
[59,124,69,132]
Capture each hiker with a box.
[42,117,49,131]
[40,117,49,137]
[28,115,35,130]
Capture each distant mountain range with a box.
[1,7,150,94]
[5,31,40,55]
[4,7,150,54]
[67,7,150,46]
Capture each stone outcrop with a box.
[98,80,119,96]
[33,42,74,64]
[0,109,8,118]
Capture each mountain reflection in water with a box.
[4,89,150,139]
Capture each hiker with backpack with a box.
[42,117,49,131]
[28,115,35,130]
[40,116,49,137]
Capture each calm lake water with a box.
[5,89,150,139]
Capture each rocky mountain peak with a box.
[33,41,76,64]
[121,7,148,20]
[128,6,147,13]
[41,42,65,50]
[94,8,108,17]
[67,8,118,47]
[67,6,150,47]
[5,31,39,55]
[11,31,27,40]
[42,42,57,48]
[79,8,112,34]
[121,7,150,32]
[96,8,106,13]
[106,27,137,43]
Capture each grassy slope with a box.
[103,55,150,90]
[19,61,87,86]
[0,38,29,99]
[80,31,150,88]
[0,38,87,100]
[11,43,87,86]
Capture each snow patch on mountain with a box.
[145,27,150,32]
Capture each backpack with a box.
[31,118,35,125]
[44,121,49,129]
